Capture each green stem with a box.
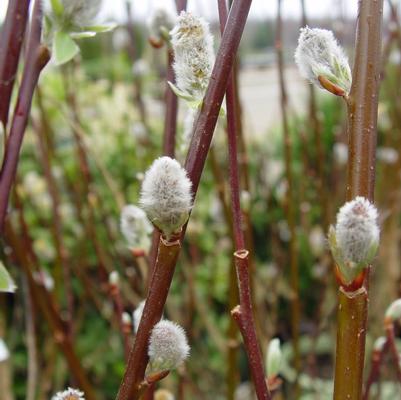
[333,287,368,400]
[116,236,181,400]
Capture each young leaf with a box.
[0,263,16,293]
[82,24,117,33]
[167,82,196,102]
[53,31,80,65]
[70,31,97,40]
[50,0,64,18]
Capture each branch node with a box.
[234,249,249,259]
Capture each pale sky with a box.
[0,0,359,24]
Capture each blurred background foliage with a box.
[1,1,401,399]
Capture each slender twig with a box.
[345,0,383,201]
[217,1,270,399]
[0,0,31,130]
[0,0,50,232]
[333,3,384,398]
[209,149,240,399]
[385,320,401,384]
[116,235,181,400]
[184,0,253,192]
[148,0,188,288]
[116,1,253,399]
[276,0,300,383]
[333,287,368,399]
[362,340,388,400]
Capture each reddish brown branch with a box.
[0,0,50,232]
[346,0,383,201]
[385,321,401,384]
[362,340,388,400]
[184,0,253,192]
[116,1,253,398]
[116,236,181,400]
[217,0,270,398]
[333,1,383,398]
[0,0,31,129]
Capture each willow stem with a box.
[333,287,368,400]
[217,0,270,398]
[0,0,31,129]
[116,2,253,398]
[116,236,181,400]
[0,0,50,232]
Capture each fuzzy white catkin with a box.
[122,312,132,325]
[170,11,215,99]
[108,270,119,286]
[61,0,102,27]
[373,336,387,352]
[133,300,145,333]
[120,205,153,251]
[385,299,401,321]
[52,388,85,400]
[154,389,175,400]
[0,338,10,362]
[266,338,282,378]
[335,196,379,265]
[139,157,192,237]
[147,3,177,43]
[294,26,351,94]
[148,320,190,372]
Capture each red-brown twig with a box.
[334,2,384,398]
[217,0,270,398]
[116,1,253,399]
[385,319,401,384]
[0,0,50,232]
[116,236,181,400]
[0,0,31,129]
[363,340,388,400]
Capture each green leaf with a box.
[0,262,16,293]
[81,23,117,33]
[167,82,196,102]
[70,31,97,39]
[53,31,80,66]
[50,0,64,18]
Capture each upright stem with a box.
[149,0,188,284]
[185,0,253,192]
[333,287,368,400]
[275,0,300,380]
[116,1,253,398]
[116,236,181,400]
[217,1,270,399]
[209,148,239,400]
[334,1,383,398]
[362,340,388,400]
[162,0,187,157]
[0,0,50,232]
[346,0,383,201]
[385,321,401,383]
[0,0,31,129]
